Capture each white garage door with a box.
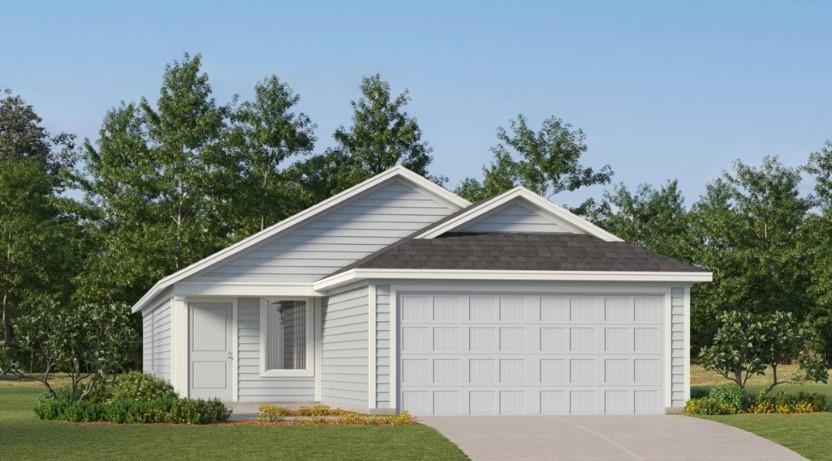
[398,293,665,415]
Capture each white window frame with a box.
[259,297,315,377]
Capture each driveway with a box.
[420,416,805,461]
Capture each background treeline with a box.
[2,53,831,374]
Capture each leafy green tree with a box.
[3,300,135,400]
[80,54,231,305]
[700,311,766,389]
[0,91,77,354]
[688,156,812,353]
[227,76,315,234]
[701,310,828,391]
[292,74,434,203]
[591,180,692,260]
[805,141,832,358]
[455,115,612,210]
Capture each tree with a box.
[757,311,828,392]
[805,141,832,358]
[227,76,315,234]
[700,310,828,391]
[80,54,231,305]
[455,115,612,210]
[688,156,812,353]
[292,74,434,203]
[700,311,766,389]
[2,300,135,400]
[0,90,77,355]
[590,180,692,260]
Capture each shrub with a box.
[707,385,747,413]
[796,392,828,412]
[34,377,230,425]
[296,405,334,417]
[169,398,230,424]
[110,372,178,402]
[684,397,732,415]
[258,405,291,421]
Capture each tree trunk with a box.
[2,292,11,348]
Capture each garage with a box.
[398,293,666,416]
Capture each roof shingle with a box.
[334,232,707,274]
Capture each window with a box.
[261,298,314,376]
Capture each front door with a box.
[190,302,232,400]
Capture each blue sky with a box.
[2,1,831,206]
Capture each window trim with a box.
[259,297,315,377]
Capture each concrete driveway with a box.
[420,415,805,461]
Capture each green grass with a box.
[690,363,832,460]
[0,384,468,461]
[701,414,832,461]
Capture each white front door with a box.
[398,293,665,415]
[190,302,233,401]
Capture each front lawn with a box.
[701,414,832,461]
[691,364,832,460]
[0,382,467,461]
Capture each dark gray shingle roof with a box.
[334,232,707,274]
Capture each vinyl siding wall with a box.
[142,298,171,382]
[376,285,392,409]
[670,287,686,408]
[237,297,315,402]
[458,199,582,234]
[321,284,369,410]
[192,179,458,284]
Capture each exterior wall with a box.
[670,287,687,408]
[192,179,458,285]
[457,199,582,234]
[237,297,315,402]
[320,284,369,410]
[376,285,392,408]
[142,297,172,382]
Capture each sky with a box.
[2,0,831,207]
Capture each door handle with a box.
[227,352,233,360]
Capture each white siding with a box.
[458,199,583,234]
[193,179,458,284]
[237,297,315,402]
[142,298,171,382]
[321,284,369,410]
[670,287,686,408]
[376,285,391,408]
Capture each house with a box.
[133,166,711,416]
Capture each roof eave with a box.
[313,268,714,292]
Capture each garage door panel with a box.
[399,293,665,416]
[540,296,570,321]
[433,327,460,351]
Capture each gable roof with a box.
[131,166,470,312]
[414,186,623,241]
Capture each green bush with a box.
[684,397,735,415]
[796,392,828,412]
[707,385,747,413]
[110,372,178,402]
[169,398,230,424]
[748,391,828,414]
[33,373,231,424]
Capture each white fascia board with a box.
[131,166,469,313]
[415,187,624,242]
[313,268,714,292]
[173,282,322,298]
